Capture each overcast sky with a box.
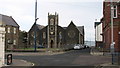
[0,0,104,41]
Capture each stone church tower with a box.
[47,12,58,48]
[28,12,84,49]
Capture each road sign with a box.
[110,42,115,53]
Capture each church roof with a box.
[0,14,19,27]
[36,24,45,30]
[77,26,84,35]
[68,21,84,35]
[28,23,45,32]
[63,27,67,29]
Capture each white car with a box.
[74,44,81,49]
[80,45,84,49]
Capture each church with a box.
[28,13,84,49]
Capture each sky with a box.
[0,0,104,41]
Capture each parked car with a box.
[74,44,80,50]
[80,45,84,49]
[74,44,84,50]
[83,45,89,49]
[37,45,45,48]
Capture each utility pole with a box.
[34,0,38,52]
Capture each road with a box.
[12,48,111,66]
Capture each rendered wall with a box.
[0,27,5,67]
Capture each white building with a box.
[95,22,103,47]
[0,15,6,67]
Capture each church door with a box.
[50,40,54,48]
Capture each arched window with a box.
[50,19,54,25]
[43,32,46,39]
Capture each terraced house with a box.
[28,13,84,49]
[101,1,120,52]
[0,14,19,50]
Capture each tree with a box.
[19,30,28,49]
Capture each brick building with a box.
[0,14,19,50]
[102,1,120,52]
[28,13,84,49]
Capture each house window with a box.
[14,28,16,34]
[8,27,10,33]
[13,40,16,45]
[113,5,117,18]
[7,39,10,43]
[7,39,13,44]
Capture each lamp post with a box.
[110,0,115,65]
[34,0,38,52]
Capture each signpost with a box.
[0,27,5,67]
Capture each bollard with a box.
[7,54,12,65]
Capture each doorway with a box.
[50,40,54,48]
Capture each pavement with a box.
[1,59,34,68]
[90,47,116,57]
[6,59,34,66]
[90,47,120,68]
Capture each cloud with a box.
[39,0,103,2]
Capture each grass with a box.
[6,48,66,52]
[95,47,104,52]
[18,48,64,51]
[95,47,111,52]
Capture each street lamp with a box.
[34,18,39,52]
[110,0,115,65]
[34,0,38,52]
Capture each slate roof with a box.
[36,24,45,30]
[68,21,84,35]
[0,14,19,27]
[77,26,84,35]
[28,23,45,33]
[94,22,101,28]
[63,27,67,29]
